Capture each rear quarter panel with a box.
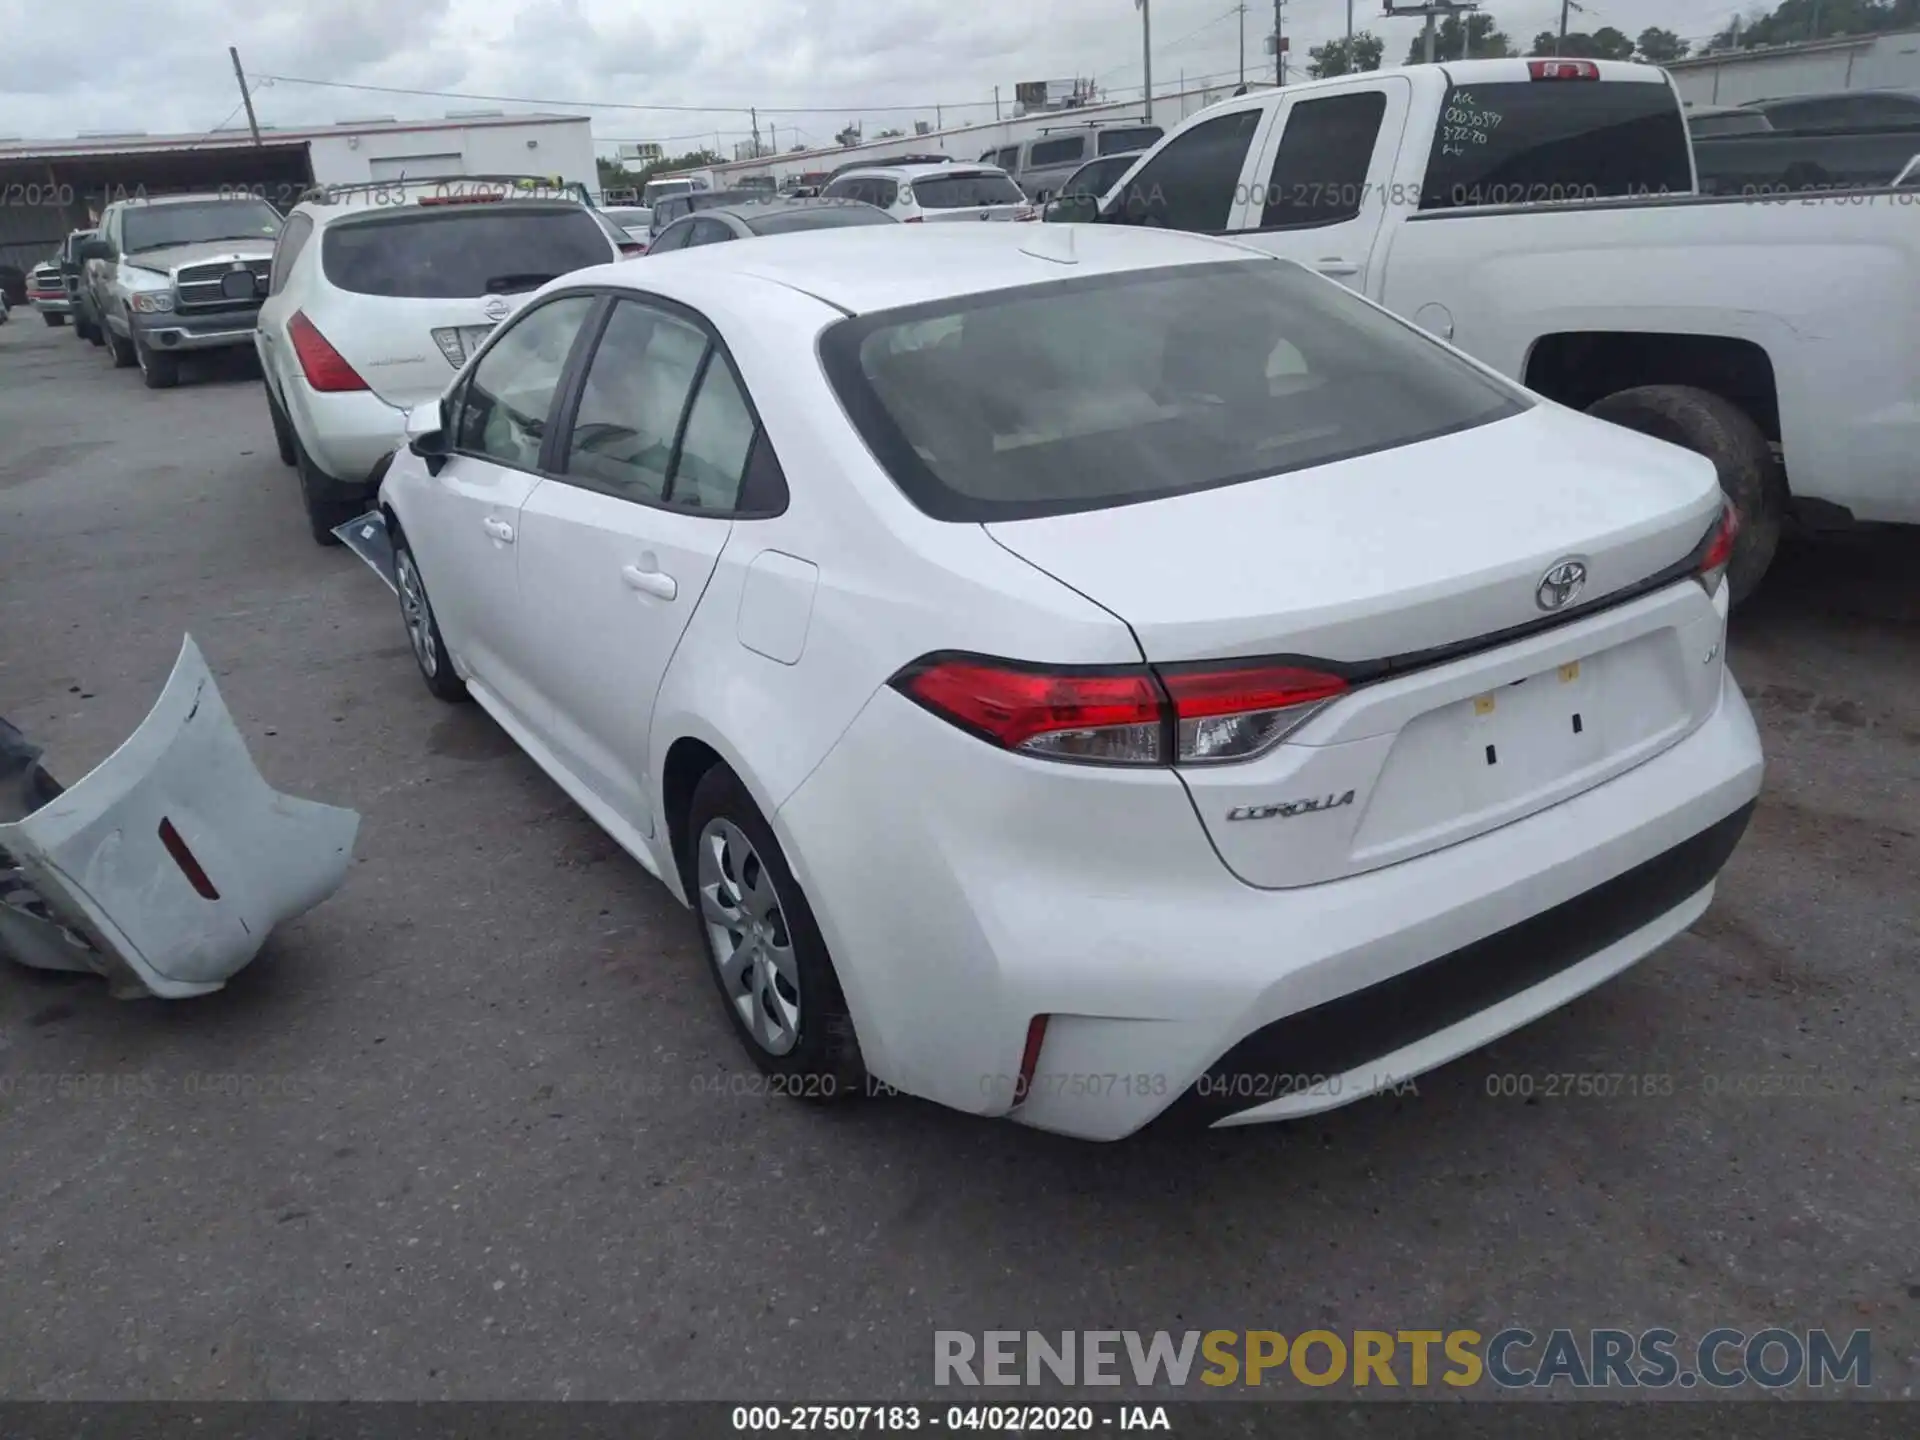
[1374,196,1920,522]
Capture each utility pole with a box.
[1347,0,1354,43]
[994,85,1001,120]
[750,106,760,158]
[1274,0,1285,85]
[1557,0,1571,54]
[1138,0,1153,125]
[1236,1,1248,85]
[1424,12,1437,63]
[1809,0,1822,39]
[228,46,262,146]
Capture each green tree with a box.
[595,156,635,193]
[1709,0,1920,49]
[1404,12,1513,64]
[1528,26,1636,58]
[625,149,725,187]
[1636,26,1691,61]
[1307,30,1386,78]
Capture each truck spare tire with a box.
[1586,384,1786,605]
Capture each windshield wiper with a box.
[482,272,559,293]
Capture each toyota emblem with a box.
[1535,558,1588,612]
[482,296,510,322]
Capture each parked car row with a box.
[1690,87,1920,194]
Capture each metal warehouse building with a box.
[0,112,596,276]
[1668,27,1920,106]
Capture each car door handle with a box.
[483,516,515,543]
[621,563,677,600]
[1316,258,1361,276]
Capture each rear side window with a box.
[1421,80,1692,210]
[323,206,613,297]
[269,213,314,294]
[564,301,709,503]
[1105,108,1262,232]
[820,258,1526,522]
[1028,137,1085,168]
[1098,126,1162,156]
[1261,91,1388,229]
[911,172,1025,208]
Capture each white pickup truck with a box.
[1068,58,1920,599]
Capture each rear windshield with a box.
[746,204,896,235]
[1422,80,1693,209]
[910,172,1025,208]
[323,205,611,298]
[1098,126,1162,155]
[820,259,1527,522]
[123,199,282,253]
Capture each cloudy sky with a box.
[1,0,1755,154]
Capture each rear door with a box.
[314,201,618,408]
[412,293,601,738]
[909,169,1031,221]
[1230,77,1409,291]
[512,296,761,840]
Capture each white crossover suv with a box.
[255,179,619,543]
[376,224,1764,1141]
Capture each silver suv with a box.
[79,192,283,389]
[980,123,1164,202]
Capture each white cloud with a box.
[0,0,1755,149]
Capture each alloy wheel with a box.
[395,547,439,679]
[697,818,801,1056]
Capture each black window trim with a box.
[538,286,791,520]
[269,212,314,294]
[446,287,606,476]
[816,256,1530,525]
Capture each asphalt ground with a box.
[1,314,1915,1403]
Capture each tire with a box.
[135,333,179,389]
[265,382,297,466]
[85,312,104,347]
[1585,384,1786,605]
[684,765,866,1098]
[389,527,469,703]
[73,312,94,342]
[292,436,357,546]
[106,319,136,369]
[43,311,65,328]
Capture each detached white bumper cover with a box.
[0,636,360,998]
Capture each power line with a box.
[255,71,1003,117]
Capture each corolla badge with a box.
[1536,558,1588,612]
[1226,790,1356,823]
[482,295,511,322]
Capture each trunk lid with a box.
[986,405,1729,887]
[316,289,530,411]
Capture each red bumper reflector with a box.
[158,817,221,900]
[1013,1016,1050,1107]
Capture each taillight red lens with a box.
[1696,500,1740,596]
[287,310,368,393]
[892,655,1349,766]
[1528,59,1601,80]
[895,657,1164,764]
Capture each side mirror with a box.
[77,239,112,263]
[405,400,449,472]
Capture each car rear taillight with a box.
[1160,662,1350,764]
[1528,59,1601,80]
[1695,500,1740,597]
[894,657,1165,764]
[287,310,368,393]
[890,655,1348,767]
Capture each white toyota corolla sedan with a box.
[377,223,1764,1141]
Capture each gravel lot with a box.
[1,315,1915,1403]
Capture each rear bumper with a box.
[133,305,259,351]
[775,668,1765,1141]
[285,381,410,501]
[30,294,71,314]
